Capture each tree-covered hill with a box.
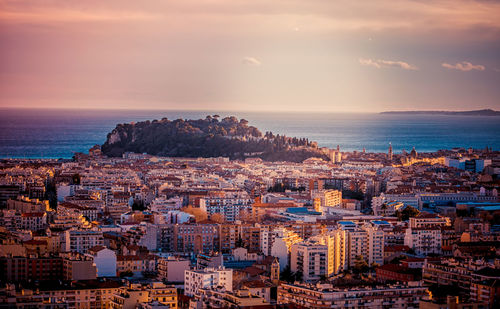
[101,115,329,162]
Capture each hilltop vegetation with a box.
[101,115,329,162]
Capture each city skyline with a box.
[1,0,500,112]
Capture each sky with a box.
[1,0,500,113]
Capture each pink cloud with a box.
[359,58,418,70]
[442,61,485,71]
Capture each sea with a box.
[0,108,499,159]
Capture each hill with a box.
[101,115,329,162]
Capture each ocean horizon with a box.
[1,108,499,159]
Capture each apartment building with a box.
[291,237,333,281]
[404,227,442,255]
[64,229,104,253]
[184,267,233,297]
[157,256,190,282]
[278,282,428,308]
[110,282,177,309]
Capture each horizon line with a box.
[1,106,498,114]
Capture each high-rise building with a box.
[291,236,333,281]
[338,222,385,268]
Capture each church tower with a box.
[271,257,280,285]
[388,142,393,161]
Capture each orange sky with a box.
[1,0,500,112]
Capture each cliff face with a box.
[101,116,329,162]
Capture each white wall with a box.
[94,248,117,277]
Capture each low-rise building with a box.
[190,288,269,308]
[278,282,428,308]
[184,267,233,297]
[157,256,190,282]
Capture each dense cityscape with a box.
[2,0,500,308]
[0,143,499,308]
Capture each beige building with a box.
[278,282,428,308]
[111,282,177,309]
[158,256,190,282]
[291,236,333,281]
[190,288,269,309]
[311,190,342,214]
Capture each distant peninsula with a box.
[380,109,500,116]
[101,115,330,162]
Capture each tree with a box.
[44,176,58,210]
[280,266,294,283]
[71,173,81,185]
[396,205,420,221]
[370,262,380,271]
[353,255,369,274]
[235,236,244,248]
[132,199,145,211]
[181,205,208,222]
[210,213,225,223]
[238,209,251,222]
[294,271,303,282]
[119,270,133,278]
[342,189,364,201]
[268,183,286,192]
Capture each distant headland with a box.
[380,109,500,116]
[101,115,331,162]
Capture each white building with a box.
[88,246,117,277]
[365,224,385,266]
[262,227,302,271]
[184,267,233,297]
[158,211,192,224]
[199,192,253,222]
[149,196,183,213]
[404,227,442,256]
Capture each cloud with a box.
[242,57,261,66]
[442,61,485,71]
[441,61,485,71]
[359,58,418,70]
